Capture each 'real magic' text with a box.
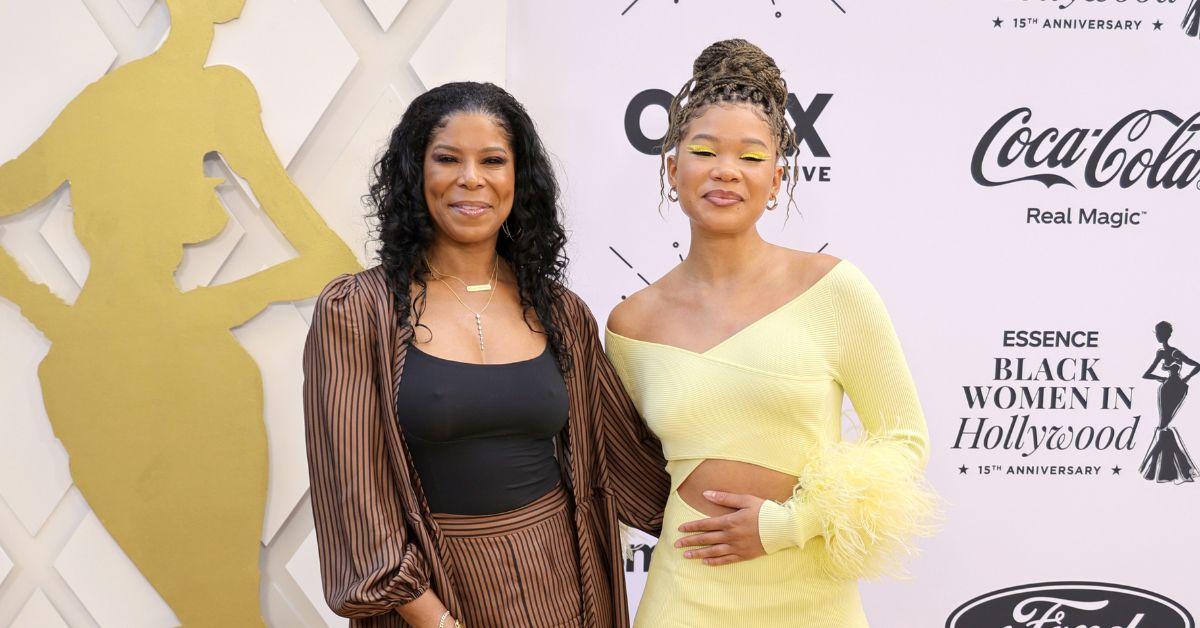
[1026,206,1145,228]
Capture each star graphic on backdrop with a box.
[958,464,969,475]
[1153,20,1163,30]
[993,17,1003,28]
[1112,465,1122,475]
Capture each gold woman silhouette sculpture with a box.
[0,0,359,624]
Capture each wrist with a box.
[758,498,823,554]
[757,499,792,554]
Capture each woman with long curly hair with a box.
[303,81,669,628]
[604,40,936,626]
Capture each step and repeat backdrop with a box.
[508,0,1200,626]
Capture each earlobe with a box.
[666,154,678,187]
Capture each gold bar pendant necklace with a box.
[426,254,497,292]
[426,255,499,359]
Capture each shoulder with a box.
[606,282,669,341]
[545,285,605,347]
[319,265,390,300]
[551,284,586,312]
[204,65,262,108]
[769,248,861,303]
[781,249,843,287]
[314,266,391,321]
[805,253,871,295]
[812,256,897,323]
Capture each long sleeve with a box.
[757,262,936,579]
[574,297,670,535]
[303,274,431,617]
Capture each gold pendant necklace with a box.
[425,254,498,292]
[429,260,499,359]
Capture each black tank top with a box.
[395,343,568,515]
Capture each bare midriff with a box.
[676,459,797,516]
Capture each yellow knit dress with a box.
[605,260,935,628]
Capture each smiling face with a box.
[667,103,783,235]
[423,112,515,247]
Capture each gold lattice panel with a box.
[0,0,506,625]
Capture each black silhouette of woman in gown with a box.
[1185,0,1200,39]
[1140,321,1199,483]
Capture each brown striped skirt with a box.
[432,485,584,627]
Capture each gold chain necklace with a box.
[425,254,498,292]
[428,260,499,359]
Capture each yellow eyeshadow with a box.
[740,151,770,160]
[685,144,716,153]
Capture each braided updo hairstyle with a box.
[660,39,799,212]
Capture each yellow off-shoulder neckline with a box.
[605,259,846,357]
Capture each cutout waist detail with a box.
[669,458,800,517]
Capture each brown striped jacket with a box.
[302,266,669,627]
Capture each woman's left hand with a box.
[674,491,768,566]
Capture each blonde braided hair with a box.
[659,39,799,214]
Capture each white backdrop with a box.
[509,0,1200,626]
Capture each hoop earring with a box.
[501,221,514,238]
[667,187,680,202]
[766,196,779,211]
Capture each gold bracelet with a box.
[437,610,462,628]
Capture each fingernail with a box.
[673,541,681,548]
[684,551,693,558]
[703,490,715,497]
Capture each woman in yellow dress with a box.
[605,39,937,627]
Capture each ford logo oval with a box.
[947,582,1194,628]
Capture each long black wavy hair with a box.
[367,81,571,371]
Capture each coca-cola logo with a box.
[947,582,1194,628]
[970,108,1200,190]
